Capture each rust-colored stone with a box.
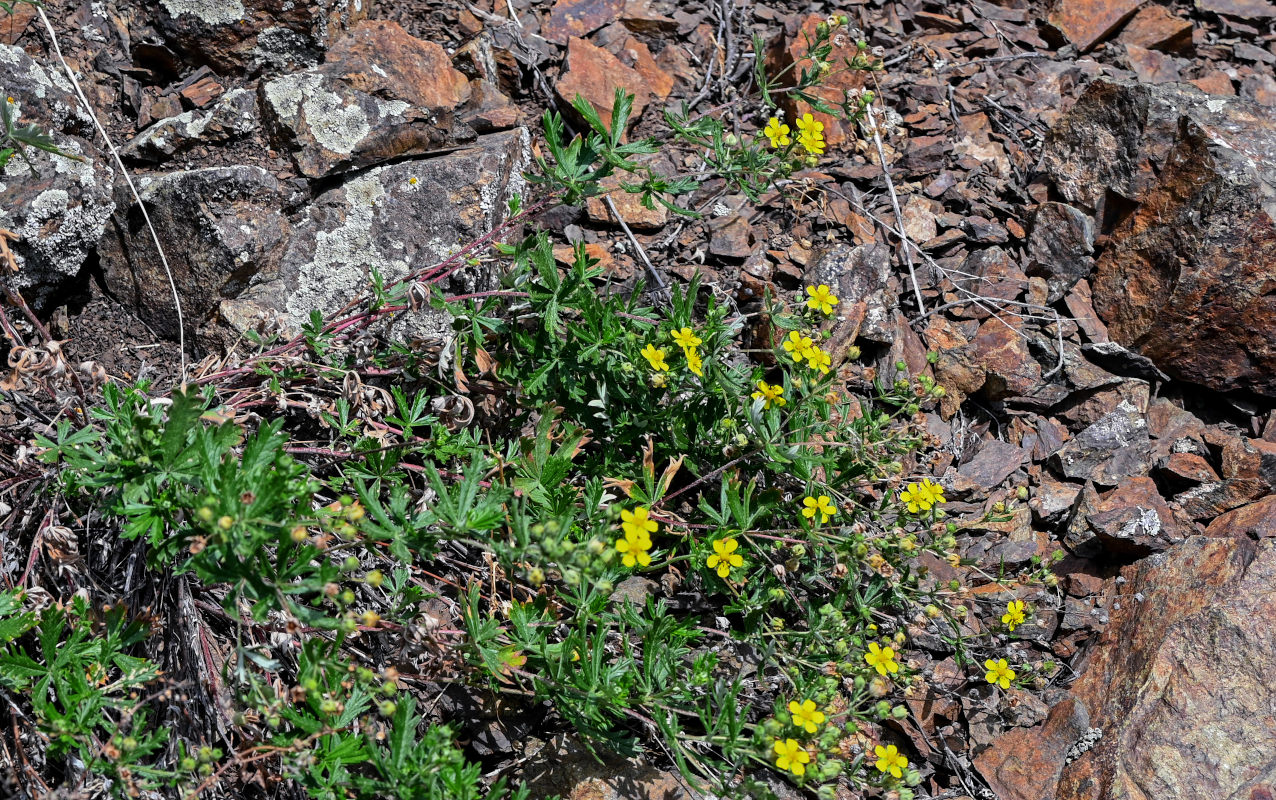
[1048,0,1142,52]
[974,698,1092,800]
[1205,495,1276,539]
[555,37,650,133]
[180,75,224,108]
[543,0,624,44]
[1118,5,1194,53]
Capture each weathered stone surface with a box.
[543,0,624,43]
[1066,477,1182,557]
[124,86,260,162]
[1157,451,1219,485]
[975,697,1092,800]
[1197,0,1276,19]
[1123,44,1183,83]
[1057,536,1276,800]
[970,316,1042,398]
[1026,202,1094,303]
[1118,5,1194,53]
[224,128,529,338]
[519,734,692,799]
[139,0,368,74]
[954,440,1026,493]
[583,154,671,230]
[262,20,493,178]
[1051,401,1151,486]
[0,44,114,301]
[953,247,1026,316]
[1044,80,1276,396]
[1030,477,1082,524]
[771,14,871,147]
[1048,0,1142,52]
[805,242,894,357]
[98,166,290,341]
[1205,495,1276,539]
[555,37,650,133]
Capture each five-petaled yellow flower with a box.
[874,744,909,779]
[805,284,839,315]
[921,477,946,505]
[671,327,703,351]
[685,347,704,377]
[706,537,744,579]
[773,738,810,776]
[864,642,899,675]
[899,482,932,514]
[806,346,832,375]
[621,506,658,539]
[640,343,669,372]
[752,380,786,409]
[763,117,791,148]
[985,658,1016,689]
[1002,600,1027,632]
[614,529,652,568]
[787,699,826,734]
[783,331,814,364]
[801,494,837,524]
[795,113,826,155]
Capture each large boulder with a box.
[0,44,114,303]
[261,20,514,178]
[97,166,292,341]
[222,128,530,339]
[1040,80,1276,397]
[136,0,368,74]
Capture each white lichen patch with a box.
[11,188,115,281]
[159,0,246,26]
[265,73,369,156]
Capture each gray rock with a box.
[97,166,291,341]
[224,128,530,339]
[1050,400,1151,486]
[123,87,260,162]
[1027,202,1094,303]
[0,44,114,301]
[954,439,1027,493]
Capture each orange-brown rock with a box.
[555,37,650,133]
[974,697,1092,800]
[543,0,624,44]
[1205,495,1276,539]
[770,14,872,148]
[1118,5,1194,53]
[1048,0,1142,52]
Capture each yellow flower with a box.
[795,113,824,139]
[787,699,826,734]
[798,131,826,156]
[899,482,933,514]
[763,117,791,148]
[984,658,1016,689]
[920,477,946,506]
[773,738,810,776]
[782,331,813,364]
[801,494,837,525]
[1002,600,1027,632]
[805,284,839,315]
[864,642,899,675]
[640,343,669,372]
[614,529,652,568]
[873,744,909,779]
[685,347,704,377]
[671,327,703,350]
[706,537,744,579]
[620,506,658,539]
[806,346,831,375]
[752,380,786,409]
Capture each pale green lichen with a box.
[159,0,246,26]
[264,73,370,156]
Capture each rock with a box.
[224,128,530,339]
[1205,495,1276,539]
[1197,0,1276,19]
[1048,0,1142,52]
[140,0,368,74]
[900,194,938,243]
[1026,202,1094,303]
[1123,44,1183,84]
[970,316,1042,399]
[954,440,1027,493]
[1157,451,1219,485]
[1057,536,1276,800]
[0,44,114,302]
[1044,80,1276,396]
[1030,478,1082,525]
[1079,342,1169,383]
[952,247,1026,316]
[519,734,692,799]
[124,87,260,162]
[1241,72,1276,105]
[1066,477,1182,557]
[708,216,757,260]
[262,20,493,178]
[1118,5,1194,53]
[612,34,675,101]
[543,0,624,44]
[582,154,671,230]
[97,166,290,341]
[555,37,650,134]
[1051,401,1151,486]
[804,242,894,358]
[1063,282,1109,342]
[771,14,871,148]
[976,697,1092,800]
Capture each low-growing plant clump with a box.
[0,17,1061,800]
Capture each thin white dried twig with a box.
[36,7,187,379]
[864,99,926,314]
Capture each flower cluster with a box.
[782,331,833,375]
[615,507,657,568]
[761,112,826,156]
[771,697,828,776]
[671,327,705,377]
[899,478,946,514]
